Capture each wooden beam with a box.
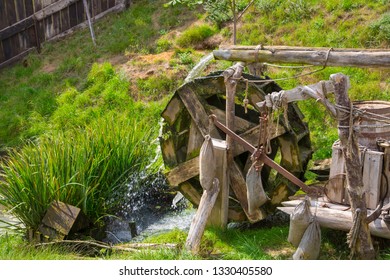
[208,139,229,228]
[0,16,34,40]
[278,206,390,240]
[166,157,198,187]
[209,106,256,134]
[177,87,214,138]
[34,0,79,21]
[214,46,390,68]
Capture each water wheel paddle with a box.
[160,71,312,222]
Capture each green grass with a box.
[176,24,217,48]
[0,0,198,149]
[0,63,162,231]
[2,225,389,260]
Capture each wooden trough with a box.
[160,71,313,224]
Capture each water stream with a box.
[184,52,214,83]
[103,172,195,244]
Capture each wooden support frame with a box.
[214,46,390,68]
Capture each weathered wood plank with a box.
[75,0,85,24]
[0,1,8,30]
[362,150,383,210]
[68,2,77,27]
[6,0,17,26]
[380,144,390,206]
[327,143,346,204]
[166,157,198,186]
[186,120,204,160]
[25,0,35,17]
[0,41,5,63]
[33,0,42,13]
[186,178,220,254]
[281,198,350,211]
[208,139,229,228]
[41,0,53,8]
[0,16,34,40]
[52,11,61,37]
[179,182,201,206]
[209,106,256,134]
[214,46,390,68]
[60,7,70,33]
[278,206,390,240]
[161,95,184,125]
[41,201,80,236]
[16,0,26,21]
[160,136,177,169]
[177,87,212,138]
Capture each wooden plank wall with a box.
[0,0,126,67]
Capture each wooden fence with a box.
[0,0,130,68]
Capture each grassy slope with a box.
[1,0,390,260]
[0,0,199,148]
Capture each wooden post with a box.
[213,46,390,68]
[208,139,228,228]
[331,73,375,259]
[224,62,244,188]
[82,0,96,46]
[185,178,220,254]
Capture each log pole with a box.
[214,46,390,68]
[224,62,245,166]
[185,179,220,254]
[331,73,375,260]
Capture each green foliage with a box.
[0,234,80,260]
[367,13,390,47]
[0,114,157,230]
[0,64,161,231]
[136,75,178,100]
[176,24,216,47]
[156,38,172,53]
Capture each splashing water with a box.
[103,172,194,244]
[184,53,214,84]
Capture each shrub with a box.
[176,24,216,48]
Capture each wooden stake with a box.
[185,178,220,254]
[331,73,375,260]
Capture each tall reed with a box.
[0,115,158,231]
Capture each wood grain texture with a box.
[214,46,390,68]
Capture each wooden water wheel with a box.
[160,71,312,223]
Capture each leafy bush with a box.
[176,24,216,47]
